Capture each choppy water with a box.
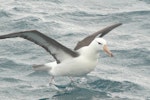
[0,0,150,100]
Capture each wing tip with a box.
[99,22,123,37]
[116,22,123,26]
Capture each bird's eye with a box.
[97,42,101,45]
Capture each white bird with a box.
[0,23,122,84]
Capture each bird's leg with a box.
[49,76,55,85]
[68,77,75,83]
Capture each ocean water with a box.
[0,0,150,100]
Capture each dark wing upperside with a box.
[74,23,122,50]
[0,30,79,64]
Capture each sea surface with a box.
[0,0,150,100]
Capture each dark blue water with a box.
[0,0,150,100]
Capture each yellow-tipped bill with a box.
[103,45,113,57]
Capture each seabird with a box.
[0,23,122,84]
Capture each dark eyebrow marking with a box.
[97,42,101,45]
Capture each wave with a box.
[88,79,142,93]
[0,77,23,83]
[37,77,145,100]
[140,0,150,4]
[0,10,13,18]
[112,49,150,67]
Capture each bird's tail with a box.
[32,64,51,71]
[32,61,57,71]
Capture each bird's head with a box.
[91,38,113,57]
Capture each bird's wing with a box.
[74,23,122,50]
[0,30,79,64]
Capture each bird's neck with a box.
[78,46,99,61]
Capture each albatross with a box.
[0,23,122,84]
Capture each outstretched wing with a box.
[0,30,79,64]
[74,23,122,50]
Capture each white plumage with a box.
[0,23,122,83]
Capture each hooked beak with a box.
[103,45,113,57]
